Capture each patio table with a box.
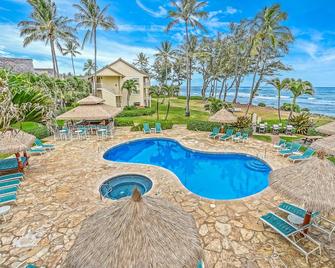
[0,205,10,222]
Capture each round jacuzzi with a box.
[100,174,153,200]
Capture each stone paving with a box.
[0,126,334,268]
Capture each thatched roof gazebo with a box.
[64,190,203,268]
[316,121,335,135]
[56,95,121,121]
[0,129,35,154]
[270,156,335,226]
[209,108,237,124]
[311,135,335,156]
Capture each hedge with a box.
[130,121,173,132]
[114,118,135,127]
[187,120,222,132]
[117,107,155,117]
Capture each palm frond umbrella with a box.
[311,135,335,156]
[270,155,335,228]
[209,108,237,124]
[316,121,335,135]
[64,189,203,268]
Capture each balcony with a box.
[96,83,121,95]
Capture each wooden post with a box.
[303,210,312,234]
[15,152,24,172]
[23,151,29,166]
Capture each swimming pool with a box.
[103,138,271,200]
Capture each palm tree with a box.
[62,40,81,76]
[166,0,208,117]
[286,79,314,120]
[162,84,179,120]
[267,78,289,122]
[149,86,163,120]
[121,79,139,107]
[83,59,95,76]
[133,52,150,73]
[155,41,175,85]
[18,0,75,77]
[74,0,118,95]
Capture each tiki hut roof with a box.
[56,96,121,121]
[0,129,35,154]
[64,190,202,268]
[311,135,335,156]
[316,121,335,135]
[209,109,237,124]
[270,157,335,212]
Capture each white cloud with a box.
[135,0,167,18]
[118,24,165,32]
[225,6,238,15]
[0,23,156,74]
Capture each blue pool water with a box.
[100,174,153,200]
[103,138,271,200]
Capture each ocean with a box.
[180,86,335,117]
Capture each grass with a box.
[328,156,335,164]
[252,134,272,143]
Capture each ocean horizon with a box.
[180,86,335,117]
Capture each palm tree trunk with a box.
[50,40,57,78]
[185,22,190,117]
[165,98,171,120]
[233,76,241,104]
[289,97,296,120]
[277,90,282,122]
[93,27,97,96]
[71,55,76,76]
[156,97,160,120]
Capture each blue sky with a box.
[0,0,335,86]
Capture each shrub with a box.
[114,118,135,127]
[301,107,310,112]
[130,121,173,131]
[281,103,301,112]
[233,116,252,129]
[187,120,222,132]
[289,113,314,135]
[117,107,155,117]
[204,99,233,114]
[177,96,203,100]
[258,102,266,107]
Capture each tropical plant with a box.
[74,0,118,95]
[233,116,252,130]
[61,40,81,75]
[155,41,175,85]
[133,52,150,74]
[289,113,314,135]
[18,0,75,77]
[83,59,96,76]
[149,86,163,120]
[204,98,223,114]
[267,78,289,122]
[121,79,139,107]
[285,78,314,119]
[166,0,208,117]
[281,102,300,112]
[162,84,179,120]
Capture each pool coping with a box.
[100,136,274,203]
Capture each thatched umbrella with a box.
[0,129,35,154]
[311,135,335,156]
[270,155,335,228]
[209,108,237,124]
[64,189,203,268]
[316,121,335,135]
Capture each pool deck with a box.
[1,126,334,267]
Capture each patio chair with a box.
[279,143,301,156]
[273,139,286,149]
[240,133,249,143]
[0,173,24,182]
[260,212,321,263]
[272,124,280,135]
[27,147,47,155]
[35,138,55,150]
[59,127,71,140]
[0,186,18,197]
[143,123,151,134]
[288,148,315,162]
[0,179,21,189]
[259,123,266,133]
[0,193,17,205]
[220,129,234,141]
[209,127,220,139]
[285,125,294,135]
[0,157,28,174]
[155,122,162,134]
[232,132,242,142]
[278,202,335,241]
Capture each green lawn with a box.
[328,157,335,164]
[11,121,49,139]
[252,134,272,143]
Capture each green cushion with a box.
[261,213,296,236]
[0,193,16,203]
[0,179,20,188]
[0,173,23,181]
[279,202,320,218]
[0,186,17,195]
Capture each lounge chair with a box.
[220,129,234,141]
[0,173,24,182]
[240,133,249,143]
[278,202,335,241]
[0,157,28,174]
[209,127,220,139]
[0,193,17,205]
[155,122,162,134]
[143,123,151,134]
[0,179,20,189]
[27,147,47,155]
[232,132,241,142]
[260,212,321,263]
[35,138,55,150]
[279,143,301,156]
[273,139,286,149]
[288,148,315,162]
[0,186,18,197]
